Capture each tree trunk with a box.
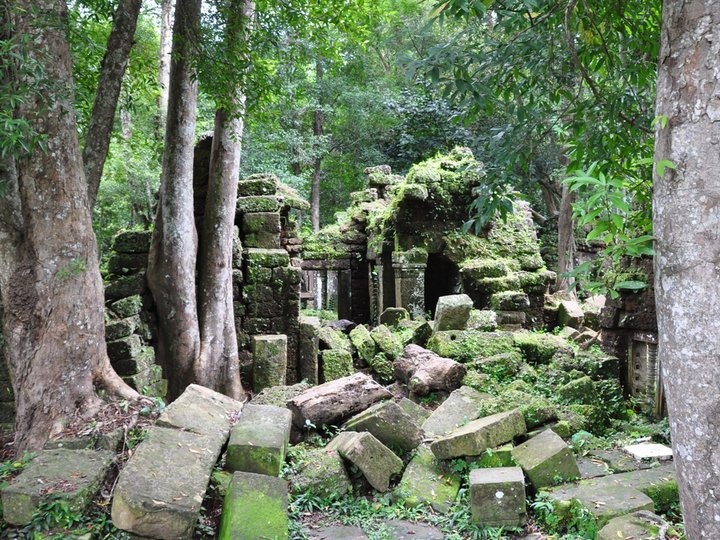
[653,1,720,537]
[83,0,143,208]
[158,0,173,131]
[310,58,324,232]
[555,182,575,292]
[147,0,202,400]
[1,0,138,452]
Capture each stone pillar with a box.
[392,250,428,319]
[298,316,320,384]
[337,270,352,321]
[327,271,338,312]
[252,334,287,392]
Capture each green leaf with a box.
[615,280,647,291]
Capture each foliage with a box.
[531,492,597,539]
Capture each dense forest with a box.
[0,0,719,538]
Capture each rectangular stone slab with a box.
[394,444,460,513]
[469,467,526,527]
[511,429,580,489]
[227,404,292,476]
[2,449,113,525]
[218,472,288,540]
[111,426,225,539]
[430,409,526,460]
[327,431,403,492]
[342,400,424,454]
[422,386,490,439]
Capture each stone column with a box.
[392,250,428,319]
[337,270,352,321]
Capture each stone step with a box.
[327,432,403,492]
[430,409,526,460]
[469,467,527,527]
[394,444,460,513]
[218,472,288,540]
[308,525,368,539]
[226,404,292,476]
[421,386,490,439]
[597,510,675,540]
[511,429,580,489]
[1,449,113,525]
[342,400,424,455]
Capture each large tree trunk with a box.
[158,0,173,131]
[1,0,138,452]
[653,1,720,537]
[310,58,324,232]
[83,0,143,207]
[555,182,575,292]
[147,0,202,400]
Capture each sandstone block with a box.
[433,294,473,331]
[218,472,288,540]
[422,386,491,439]
[511,429,580,489]
[227,404,292,477]
[394,444,460,512]
[327,432,403,492]
[342,400,423,454]
[469,467,526,527]
[252,334,288,393]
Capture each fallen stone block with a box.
[319,326,353,353]
[252,334,288,393]
[394,344,467,396]
[112,427,225,538]
[394,444,460,512]
[227,404,292,477]
[469,467,526,527]
[511,429,580,489]
[320,349,354,382]
[468,443,514,469]
[327,432,403,492]
[433,294,473,331]
[287,373,392,430]
[379,307,409,327]
[370,324,403,358]
[582,463,678,512]
[298,316,320,384]
[348,325,377,363]
[558,300,584,329]
[427,330,517,362]
[431,409,526,460]
[2,449,113,526]
[623,442,673,461]
[252,382,311,408]
[398,397,429,425]
[342,400,423,454]
[422,386,490,439]
[308,526,368,539]
[287,448,352,498]
[218,472,288,540]
[597,510,675,540]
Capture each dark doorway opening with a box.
[425,253,461,318]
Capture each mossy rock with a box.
[320,350,354,382]
[565,404,608,435]
[490,290,530,311]
[370,325,404,359]
[348,325,377,363]
[477,390,557,429]
[319,327,353,354]
[287,447,352,499]
[460,370,493,393]
[467,309,498,331]
[461,258,509,279]
[558,376,599,405]
[427,330,517,363]
[368,353,394,384]
[512,332,573,364]
[471,351,524,381]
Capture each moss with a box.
[301,224,352,260]
[368,353,394,384]
[348,325,377,362]
[320,350,354,382]
[460,370,493,393]
[319,327,353,354]
[470,274,522,294]
[461,258,509,279]
[490,290,530,311]
[512,332,573,364]
[469,444,515,469]
[477,390,558,429]
[427,330,518,363]
[643,478,679,512]
[558,376,599,405]
[370,324,404,359]
[566,404,608,435]
[467,309,497,331]
[471,351,524,381]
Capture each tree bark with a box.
[653,1,720,537]
[83,0,143,208]
[158,0,173,131]
[147,0,202,400]
[1,0,138,451]
[555,182,575,292]
[310,58,324,232]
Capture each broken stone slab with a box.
[342,400,424,454]
[394,444,460,512]
[546,483,655,529]
[394,344,467,396]
[623,443,673,461]
[574,329,598,345]
[252,334,288,393]
[558,300,584,329]
[469,467,526,527]
[2,449,113,526]
[308,526,368,539]
[298,316,320,384]
[218,471,288,540]
[287,448,352,499]
[348,324,377,363]
[433,294,473,331]
[557,326,580,340]
[252,382,311,408]
[597,510,674,540]
[577,457,611,479]
[385,519,444,539]
[157,383,242,448]
[327,431,403,492]
[287,373,392,430]
[511,429,580,489]
[431,409,526,460]
[583,463,678,512]
[112,426,225,538]
[227,404,292,477]
[398,397,429,425]
[422,385,491,439]
[379,307,410,326]
[320,349,354,382]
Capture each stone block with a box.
[105,315,140,341]
[468,443,514,469]
[422,386,490,439]
[111,230,152,253]
[431,409,526,460]
[252,382,311,408]
[427,330,517,362]
[327,432,403,492]
[122,364,162,392]
[243,212,281,249]
[252,334,288,393]
[113,345,154,376]
[349,325,377,363]
[218,472,288,540]
[287,448,352,499]
[106,334,142,362]
[467,309,498,331]
[511,429,580,489]
[237,174,279,196]
[309,526,367,539]
[236,195,281,214]
[370,324,403,358]
[319,326,353,353]
[395,444,460,512]
[558,376,598,405]
[245,248,289,268]
[490,291,530,312]
[433,294,473,332]
[227,404,292,477]
[469,467,526,527]
[104,272,146,302]
[558,300,584,329]
[298,316,320,384]
[108,253,148,276]
[342,400,424,454]
[496,311,526,326]
[379,307,409,326]
[320,349,354,382]
[2,449,113,525]
[398,397,429,425]
[597,511,674,540]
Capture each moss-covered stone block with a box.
[105,272,146,302]
[512,332,572,364]
[343,400,424,455]
[252,382,311,408]
[105,315,140,341]
[370,324,403,358]
[473,351,523,380]
[398,397,430,425]
[348,325,377,362]
[106,334,142,363]
[433,294,473,331]
[111,230,152,254]
[320,349,354,382]
[467,310,498,331]
[252,335,288,393]
[245,248,289,268]
[227,404,292,477]
[243,212,281,249]
[558,300,584,329]
[237,195,281,214]
[461,258,509,279]
[427,330,517,362]
[468,443,515,469]
[598,511,676,540]
[368,352,394,384]
[218,472,288,540]
[431,409,527,460]
[422,386,491,438]
[327,432,403,492]
[319,326,353,353]
[108,253,149,276]
[287,448,352,499]
[511,429,580,489]
[1,449,113,526]
[477,390,557,429]
[379,307,410,327]
[490,290,530,311]
[469,467,526,527]
[558,376,599,405]
[394,444,460,512]
[237,174,279,196]
[113,345,154,376]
